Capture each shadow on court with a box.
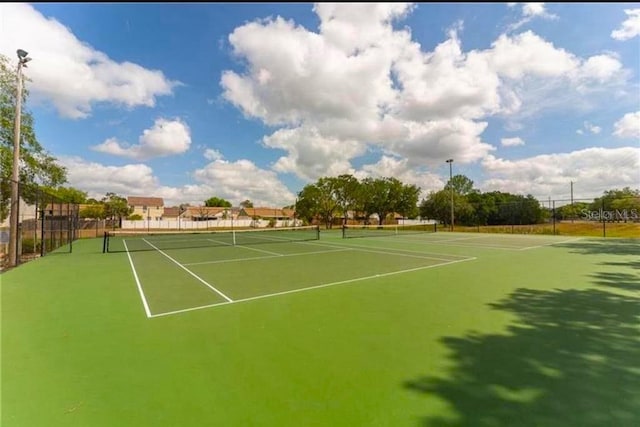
[555,238,640,257]
[404,280,640,426]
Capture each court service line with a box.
[300,240,469,261]
[348,233,576,251]
[143,238,233,302]
[123,240,152,318]
[206,237,284,257]
[150,256,478,318]
[183,247,353,266]
[235,244,285,257]
[359,237,529,251]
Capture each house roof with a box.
[183,206,227,217]
[282,208,296,218]
[128,196,164,206]
[241,207,293,218]
[162,207,181,217]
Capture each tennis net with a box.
[342,223,436,239]
[103,225,320,253]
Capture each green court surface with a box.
[2,230,639,426]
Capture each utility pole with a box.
[571,180,574,223]
[8,49,32,268]
[571,181,574,205]
[446,159,454,232]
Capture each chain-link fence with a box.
[444,196,639,238]
[1,179,79,270]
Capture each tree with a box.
[296,184,322,225]
[590,187,640,222]
[204,196,231,207]
[396,182,421,220]
[240,199,253,208]
[315,177,339,228]
[101,192,132,226]
[0,53,67,221]
[420,190,453,225]
[332,174,361,225]
[47,186,87,203]
[466,191,495,226]
[361,177,406,225]
[445,174,474,195]
[79,203,105,219]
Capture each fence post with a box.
[552,200,556,235]
[602,198,606,238]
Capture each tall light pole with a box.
[445,159,454,232]
[8,49,32,268]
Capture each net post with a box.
[232,230,236,245]
[103,231,108,253]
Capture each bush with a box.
[21,238,41,254]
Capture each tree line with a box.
[297,173,639,228]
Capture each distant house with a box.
[238,207,294,221]
[128,196,164,220]
[161,207,181,220]
[182,206,231,221]
[0,198,37,228]
[282,208,296,219]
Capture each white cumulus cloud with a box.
[220,6,631,183]
[576,121,602,135]
[611,9,640,41]
[203,148,224,161]
[481,147,640,199]
[92,118,191,160]
[61,154,297,207]
[0,3,178,118]
[60,156,160,199]
[613,111,640,139]
[193,158,296,206]
[358,155,445,196]
[501,137,525,147]
[507,3,558,32]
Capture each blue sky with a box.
[1,3,639,207]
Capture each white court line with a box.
[299,239,471,260]
[356,233,582,251]
[150,256,478,318]
[183,247,353,266]
[518,237,583,251]
[356,236,529,251]
[207,237,284,257]
[207,238,232,247]
[143,238,233,302]
[389,234,492,243]
[235,244,284,257]
[123,240,152,318]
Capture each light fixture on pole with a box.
[445,159,454,232]
[8,49,32,268]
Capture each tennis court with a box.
[2,228,638,426]
[104,226,476,317]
